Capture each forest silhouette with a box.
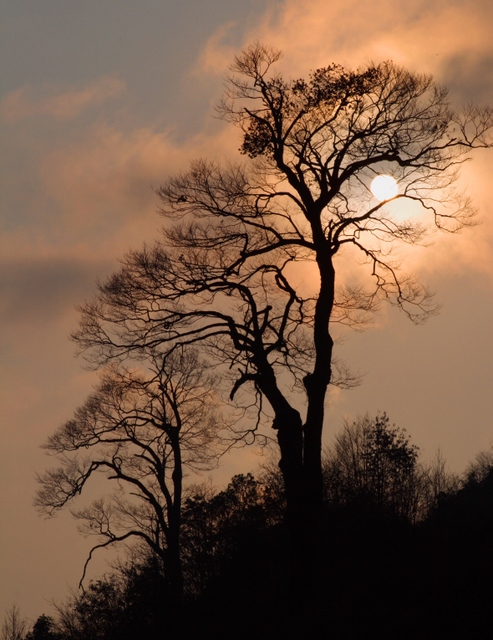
[9,418,493,639]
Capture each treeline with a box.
[5,414,492,640]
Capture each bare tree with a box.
[464,448,493,484]
[36,349,224,607]
[418,448,460,516]
[72,44,493,599]
[1,606,27,640]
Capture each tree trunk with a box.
[274,410,326,635]
[164,539,184,639]
[287,231,335,632]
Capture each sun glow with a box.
[370,175,399,201]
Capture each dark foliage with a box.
[413,466,493,640]
[25,616,60,640]
[35,417,491,640]
[180,446,492,640]
[324,412,421,521]
[51,557,168,640]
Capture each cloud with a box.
[3,0,492,343]
[197,0,493,95]
[191,0,493,283]
[0,112,244,335]
[192,21,240,77]
[0,256,110,327]
[440,52,493,104]
[0,76,125,123]
[30,122,239,258]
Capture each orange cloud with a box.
[192,0,493,283]
[0,76,125,123]
[197,0,493,85]
[0,115,241,270]
[192,21,240,77]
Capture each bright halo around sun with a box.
[370,175,399,201]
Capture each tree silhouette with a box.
[70,44,493,616]
[36,349,225,616]
[29,440,492,639]
[324,413,421,520]
[1,606,27,640]
[50,550,183,639]
[25,615,60,640]
[181,473,275,597]
[415,453,493,639]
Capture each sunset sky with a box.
[1,0,492,622]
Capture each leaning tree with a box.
[36,348,224,612]
[72,44,493,595]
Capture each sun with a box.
[370,175,399,201]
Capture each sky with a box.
[1,0,492,624]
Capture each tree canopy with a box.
[73,45,492,539]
